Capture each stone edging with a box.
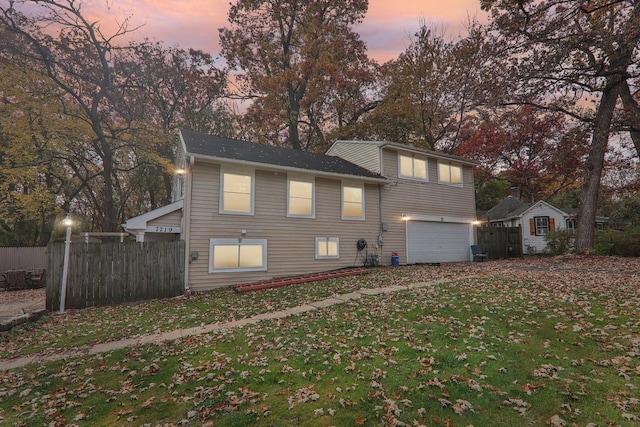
[0,309,48,334]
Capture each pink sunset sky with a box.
[81,0,485,63]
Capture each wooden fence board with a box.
[477,226,522,260]
[0,247,47,272]
[46,241,184,311]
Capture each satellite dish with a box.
[357,238,367,251]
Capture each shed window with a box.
[530,216,555,236]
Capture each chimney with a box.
[509,187,521,199]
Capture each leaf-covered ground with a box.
[1,255,639,426]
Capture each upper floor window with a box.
[399,154,427,180]
[342,184,364,220]
[438,161,462,186]
[288,177,314,218]
[220,170,254,215]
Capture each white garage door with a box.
[407,221,472,264]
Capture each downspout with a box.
[378,184,384,252]
[378,147,386,264]
[183,156,195,293]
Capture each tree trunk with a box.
[288,112,301,150]
[575,84,620,253]
[620,81,640,156]
[287,83,302,150]
[101,149,117,232]
[39,214,56,246]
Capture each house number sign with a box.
[146,226,181,233]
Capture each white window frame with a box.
[209,238,267,273]
[287,176,315,218]
[438,161,463,187]
[341,183,365,220]
[534,216,550,236]
[315,237,339,259]
[219,169,255,215]
[566,219,576,231]
[398,154,428,181]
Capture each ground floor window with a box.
[315,237,339,259]
[209,238,267,272]
[534,216,550,236]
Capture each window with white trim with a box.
[534,216,550,236]
[209,238,267,272]
[438,161,462,186]
[287,177,314,218]
[342,184,364,220]
[220,170,254,214]
[315,237,339,259]
[399,154,427,180]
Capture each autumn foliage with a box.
[457,106,589,203]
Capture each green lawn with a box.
[1,258,639,426]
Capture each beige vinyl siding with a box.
[379,148,476,265]
[147,210,182,228]
[143,210,183,242]
[326,142,381,173]
[186,161,381,291]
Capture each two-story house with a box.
[125,130,479,292]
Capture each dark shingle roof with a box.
[180,129,385,180]
[482,196,529,220]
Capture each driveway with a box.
[0,288,46,322]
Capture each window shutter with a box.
[550,218,555,231]
[529,218,535,235]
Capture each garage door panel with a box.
[407,221,471,264]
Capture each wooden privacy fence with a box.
[0,246,47,271]
[46,241,185,311]
[477,226,522,259]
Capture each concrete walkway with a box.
[0,277,465,372]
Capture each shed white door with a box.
[406,221,472,264]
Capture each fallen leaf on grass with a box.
[452,399,475,415]
[141,397,155,408]
[113,409,133,420]
[546,414,566,426]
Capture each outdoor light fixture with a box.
[59,215,73,314]
[175,168,186,175]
